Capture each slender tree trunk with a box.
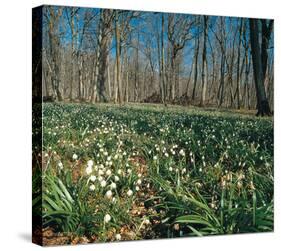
[236,19,243,109]
[200,16,208,106]
[161,14,166,104]
[115,11,123,104]
[192,35,199,101]
[107,54,111,101]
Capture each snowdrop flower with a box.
[106,169,112,176]
[135,186,140,191]
[144,219,150,225]
[153,156,158,161]
[104,214,111,223]
[164,152,169,157]
[127,189,133,197]
[87,159,94,167]
[89,184,95,191]
[100,180,107,187]
[105,190,113,199]
[169,167,173,172]
[117,169,122,175]
[115,234,121,241]
[127,169,132,174]
[89,175,96,182]
[136,179,142,185]
[58,162,63,170]
[98,170,104,176]
[72,153,78,160]
[114,175,120,182]
[85,165,93,175]
[110,182,117,189]
[179,149,185,156]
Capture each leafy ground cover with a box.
[33,103,273,245]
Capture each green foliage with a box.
[37,103,273,241]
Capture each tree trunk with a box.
[249,18,271,116]
[115,11,123,104]
[192,35,199,101]
[200,16,208,106]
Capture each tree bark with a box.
[249,18,271,116]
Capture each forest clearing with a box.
[32,103,273,245]
[32,5,274,246]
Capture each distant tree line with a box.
[41,6,274,115]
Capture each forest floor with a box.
[33,102,273,245]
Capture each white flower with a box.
[106,169,112,176]
[89,175,96,182]
[135,186,140,191]
[72,153,78,160]
[115,234,121,241]
[114,175,120,182]
[98,170,104,176]
[127,189,133,197]
[98,176,104,182]
[85,165,93,175]
[164,152,169,157]
[100,180,107,187]
[179,149,185,156]
[153,156,158,161]
[169,167,173,172]
[89,184,95,191]
[110,182,117,189]
[144,219,150,225]
[136,179,142,185]
[87,159,94,167]
[105,190,113,199]
[58,162,63,170]
[104,214,111,223]
[127,169,132,174]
